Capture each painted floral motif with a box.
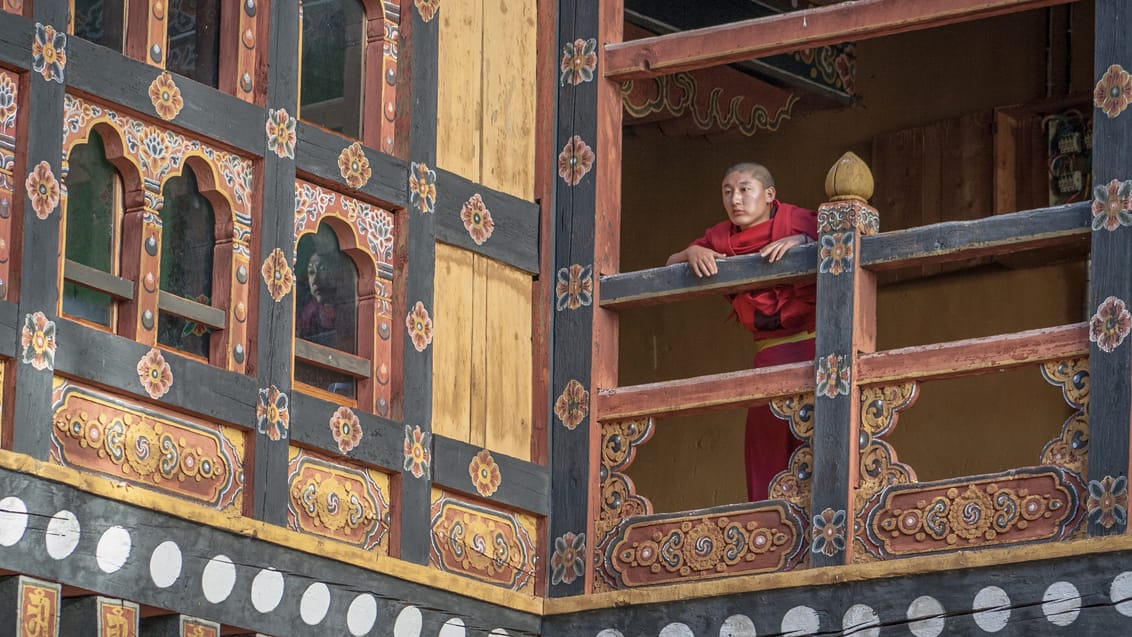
[560,38,598,86]
[469,449,502,497]
[25,160,60,220]
[811,508,846,556]
[265,108,297,159]
[834,45,856,95]
[20,311,55,371]
[819,232,854,275]
[1088,475,1128,530]
[136,348,173,399]
[558,135,594,186]
[409,162,437,214]
[148,72,184,121]
[256,386,290,441]
[0,73,16,128]
[551,531,586,586]
[1095,64,1132,118]
[815,353,851,398]
[1090,296,1132,353]
[403,425,431,479]
[554,379,589,430]
[555,264,593,311]
[260,248,294,302]
[460,193,494,245]
[406,301,433,352]
[337,142,371,190]
[1091,178,1132,231]
[414,0,439,22]
[329,406,363,454]
[32,23,66,83]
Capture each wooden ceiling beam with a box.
[605,0,1076,80]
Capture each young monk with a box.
[666,162,817,502]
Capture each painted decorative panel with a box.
[0,69,17,301]
[596,501,807,589]
[286,447,391,553]
[49,379,245,511]
[429,490,538,593]
[61,93,254,371]
[17,577,60,637]
[98,597,138,636]
[858,467,1086,559]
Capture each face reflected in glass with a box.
[307,252,340,304]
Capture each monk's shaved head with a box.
[724,162,775,189]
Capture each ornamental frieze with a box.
[286,448,391,553]
[49,380,244,511]
[429,493,538,593]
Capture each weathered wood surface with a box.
[604,0,1074,80]
[434,167,540,274]
[483,257,534,461]
[289,390,403,471]
[432,436,550,515]
[481,0,537,200]
[0,13,32,71]
[599,203,1089,310]
[436,0,484,183]
[432,244,475,444]
[294,120,407,208]
[0,299,17,358]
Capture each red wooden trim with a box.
[604,0,1072,81]
[362,15,385,149]
[857,322,1089,385]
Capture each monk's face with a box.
[722,170,775,230]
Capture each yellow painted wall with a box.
[433,0,538,460]
[620,8,1095,513]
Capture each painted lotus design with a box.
[137,348,173,399]
[551,531,586,586]
[1090,296,1132,353]
[330,406,363,454]
[409,162,437,214]
[1095,64,1132,118]
[32,23,67,83]
[20,311,55,371]
[338,142,371,190]
[406,301,433,352]
[1091,178,1132,231]
[256,386,290,441]
[266,108,297,159]
[560,38,597,86]
[553,379,589,430]
[260,248,294,302]
[25,161,59,220]
[403,425,431,479]
[557,135,594,186]
[555,264,593,311]
[469,449,502,497]
[148,72,184,121]
[460,193,494,245]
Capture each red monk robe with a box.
[690,200,817,502]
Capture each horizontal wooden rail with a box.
[599,203,1089,310]
[63,260,134,301]
[294,338,372,379]
[157,291,226,330]
[604,0,1072,81]
[597,323,1087,421]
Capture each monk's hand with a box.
[760,234,808,263]
[685,245,725,277]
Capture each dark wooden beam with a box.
[434,168,540,274]
[294,120,408,208]
[289,390,404,472]
[432,436,551,516]
[604,0,1075,80]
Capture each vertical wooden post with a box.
[547,0,622,596]
[1085,0,1132,537]
[810,152,877,566]
[11,1,68,459]
[250,0,300,525]
[397,0,439,565]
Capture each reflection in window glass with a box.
[158,166,214,358]
[73,0,125,51]
[300,0,365,138]
[168,0,221,87]
[295,224,358,398]
[63,133,120,326]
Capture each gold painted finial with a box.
[824,151,874,202]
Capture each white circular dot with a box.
[1042,581,1080,627]
[781,605,820,636]
[973,586,1011,632]
[595,631,624,637]
[1112,572,1132,617]
[842,604,880,637]
[659,623,694,637]
[300,582,331,626]
[489,631,509,636]
[150,541,182,588]
[907,596,945,637]
[720,614,756,636]
[347,594,378,636]
[96,526,131,573]
[45,510,80,560]
[0,497,28,546]
[393,605,422,637]
[251,568,285,613]
[439,618,466,637]
[201,555,237,604]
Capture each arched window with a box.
[72,0,126,52]
[300,0,365,139]
[157,164,220,359]
[167,0,221,87]
[294,223,361,399]
[62,131,124,328]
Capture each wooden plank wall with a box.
[433,0,537,461]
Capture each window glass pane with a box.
[158,166,214,358]
[62,133,120,326]
[73,0,125,51]
[300,0,364,138]
[295,224,358,398]
[168,0,221,87]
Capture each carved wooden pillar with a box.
[810,152,878,566]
